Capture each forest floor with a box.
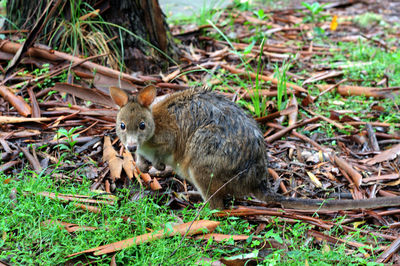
[1,0,400,265]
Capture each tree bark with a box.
[6,0,179,73]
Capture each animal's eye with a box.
[120,122,126,130]
[139,121,146,130]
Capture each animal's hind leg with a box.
[207,196,225,209]
[187,167,227,209]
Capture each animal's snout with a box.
[127,145,137,152]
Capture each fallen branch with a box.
[67,220,220,257]
[0,86,32,117]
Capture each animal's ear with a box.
[137,85,157,107]
[109,87,129,108]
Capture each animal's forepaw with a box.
[137,160,151,173]
[154,162,166,171]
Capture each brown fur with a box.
[110,86,400,210]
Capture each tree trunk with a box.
[6,0,179,73]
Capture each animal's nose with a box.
[127,145,137,152]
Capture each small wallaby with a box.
[110,85,400,211]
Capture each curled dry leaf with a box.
[0,160,20,172]
[102,136,123,181]
[92,70,138,95]
[303,70,343,85]
[386,179,400,187]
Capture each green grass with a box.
[331,41,400,87]
[0,170,205,264]
[0,170,388,265]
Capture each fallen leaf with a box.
[53,83,115,107]
[122,150,136,182]
[353,221,366,228]
[330,15,338,31]
[363,173,400,183]
[306,171,322,188]
[103,136,123,181]
[365,144,400,165]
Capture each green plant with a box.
[254,8,268,21]
[301,2,329,37]
[301,2,328,23]
[207,21,270,117]
[247,37,268,117]
[54,126,83,154]
[275,61,291,111]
